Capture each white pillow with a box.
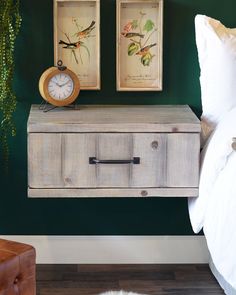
[195,15,236,142]
[189,106,236,233]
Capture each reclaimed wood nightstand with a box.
[27,105,200,198]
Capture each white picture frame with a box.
[54,0,100,90]
[117,0,163,91]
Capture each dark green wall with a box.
[0,0,235,235]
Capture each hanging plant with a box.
[0,0,21,163]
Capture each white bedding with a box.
[188,107,236,294]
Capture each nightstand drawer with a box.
[28,105,200,197]
[28,132,199,189]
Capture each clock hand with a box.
[59,80,71,87]
[51,80,61,87]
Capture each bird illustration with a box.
[123,21,132,33]
[75,20,96,38]
[135,43,157,55]
[59,40,83,49]
[121,32,144,38]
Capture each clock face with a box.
[48,73,74,100]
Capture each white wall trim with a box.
[0,235,209,264]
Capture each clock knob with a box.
[57,60,67,71]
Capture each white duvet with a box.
[188,107,236,294]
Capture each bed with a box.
[189,107,236,294]
[189,14,236,295]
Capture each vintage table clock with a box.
[39,60,80,107]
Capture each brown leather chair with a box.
[0,239,36,295]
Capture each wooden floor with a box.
[36,264,224,295]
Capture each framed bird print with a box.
[54,0,100,90]
[116,0,163,91]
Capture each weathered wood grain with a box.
[28,133,63,188]
[28,187,199,198]
[28,105,200,133]
[63,133,97,187]
[131,133,166,187]
[36,264,224,295]
[96,133,132,187]
[166,133,200,187]
[28,105,200,198]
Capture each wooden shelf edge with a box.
[28,187,199,198]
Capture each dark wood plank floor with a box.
[36,264,224,295]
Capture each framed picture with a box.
[116,0,163,91]
[54,0,100,90]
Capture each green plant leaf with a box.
[0,0,21,165]
[143,19,155,32]
[128,42,139,56]
[141,52,152,66]
[131,20,138,30]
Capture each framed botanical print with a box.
[116,0,163,91]
[54,0,100,90]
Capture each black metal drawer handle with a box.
[89,157,140,165]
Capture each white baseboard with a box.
[0,235,209,264]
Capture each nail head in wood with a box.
[151,141,159,150]
[141,190,148,197]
